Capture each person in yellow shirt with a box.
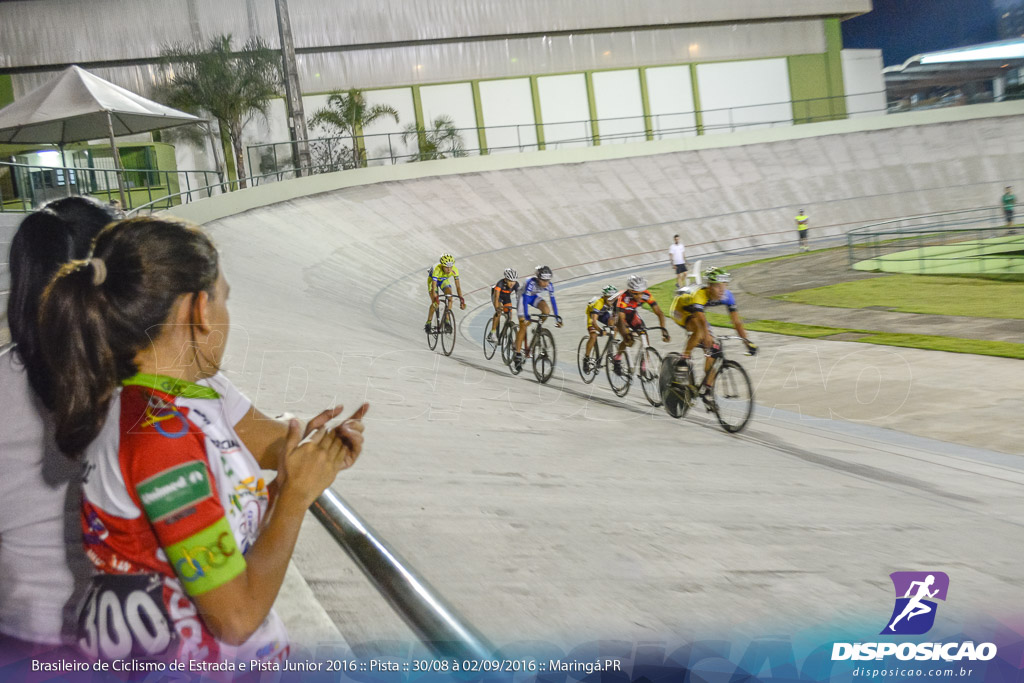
[582,284,619,373]
[426,253,465,333]
[795,209,809,252]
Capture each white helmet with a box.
[626,274,647,291]
[503,267,518,280]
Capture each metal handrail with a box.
[311,490,494,659]
[247,89,889,175]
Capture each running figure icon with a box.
[888,575,938,631]
[881,571,949,635]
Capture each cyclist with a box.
[488,268,519,344]
[513,265,563,367]
[611,274,670,375]
[582,284,620,373]
[668,266,757,408]
[426,253,465,333]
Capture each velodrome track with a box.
[193,177,1024,649]
[3,107,1023,650]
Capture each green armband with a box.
[165,518,246,596]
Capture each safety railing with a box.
[247,90,889,182]
[0,160,224,213]
[846,205,1021,274]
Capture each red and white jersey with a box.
[79,372,287,664]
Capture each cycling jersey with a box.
[585,294,615,327]
[615,289,657,312]
[670,286,738,326]
[517,277,558,321]
[492,278,519,306]
[79,373,287,665]
[428,264,459,290]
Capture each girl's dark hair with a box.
[38,217,219,456]
[7,197,117,409]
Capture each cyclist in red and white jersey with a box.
[611,274,670,374]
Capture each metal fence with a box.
[0,160,225,213]
[247,90,888,183]
[846,205,1021,275]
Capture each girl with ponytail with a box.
[1,197,115,652]
[38,217,366,664]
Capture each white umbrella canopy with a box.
[0,65,202,206]
[0,65,200,143]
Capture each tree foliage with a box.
[402,115,467,161]
[157,35,281,189]
[308,89,399,168]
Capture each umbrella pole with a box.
[59,142,72,196]
[106,111,128,209]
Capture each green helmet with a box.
[704,266,731,284]
[601,284,617,298]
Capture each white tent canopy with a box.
[0,65,202,206]
[0,65,199,143]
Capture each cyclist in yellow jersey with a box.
[582,284,619,373]
[426,253,466,333]
[669,267,757,406]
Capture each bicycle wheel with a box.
[440,309,457,356]
[483,321,498,360]
[606,348,632,397]
[712,360,754,433]
[576,337,599,384]
[639,347,663,407]
[426,312,439,350]
[659,352,691,419]
[500,321,516,365]
[532,329,556,384]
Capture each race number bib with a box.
[78,573,175,660]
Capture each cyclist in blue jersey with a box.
[513,265,563,366]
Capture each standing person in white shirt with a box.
[1,197,116,658]
[669,234,688,287]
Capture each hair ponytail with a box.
[38,217,218,456]
[38,260,122,455]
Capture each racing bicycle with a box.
[658,335,754,433]
[484,304,516,362]
[576,324,619,384]
[427,293,457,356]
[506,313,561,383]
[605,325,666,406]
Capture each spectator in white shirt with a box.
[669,234,687,287]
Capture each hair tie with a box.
[90,258,107,286]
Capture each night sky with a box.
[842,0,1000,66]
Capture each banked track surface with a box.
[200,183,1024,649]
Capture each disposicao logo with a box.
[882,571,948,635]
[831,571,997,662]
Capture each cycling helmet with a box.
[626,274,647,291]
[704,266,731,284]
[503,267,518,280]
[536,265,553,280]
[440,253,455,266]
[601,284,618,298]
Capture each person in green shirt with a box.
[1002,186,1016,229]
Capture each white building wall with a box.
[645,65,698,139]
[841,49,887,118]
[696,59,793,134]
[479,79,539,153]
[592,69,646,145]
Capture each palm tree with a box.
[158,35,280,190]
[308,89,399,168]
[401,115,467,161]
